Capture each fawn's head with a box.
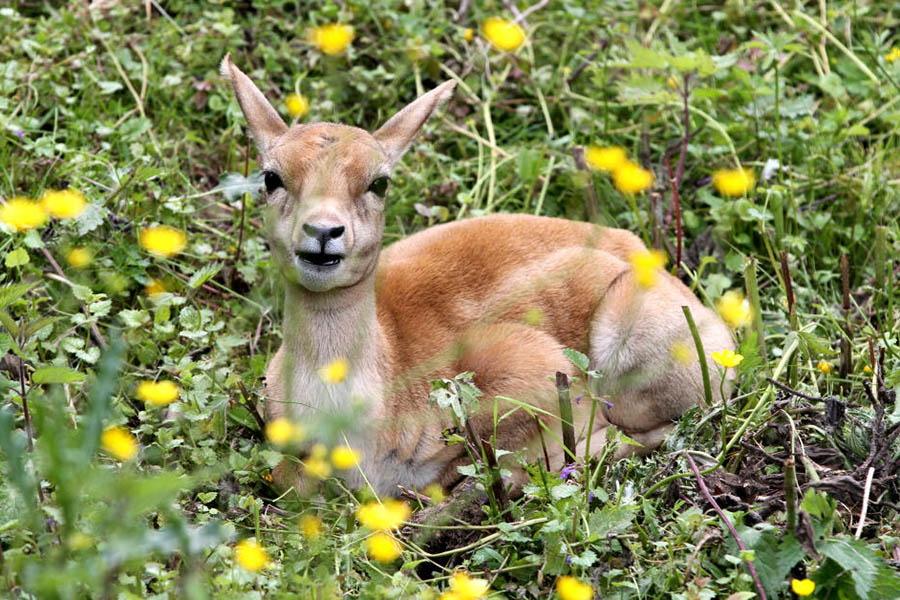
[221,54,455,293]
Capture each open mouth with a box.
[297,252,343,267]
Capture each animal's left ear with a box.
[373,80,456,167]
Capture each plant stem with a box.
[681,305,712,409]
[556,372,576,462]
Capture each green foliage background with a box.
[1,1,899,598]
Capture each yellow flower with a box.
[136,380,180,406]
[356,499,411,531]
[481,17,526,52]
[712,167,755,196]
[304,444,332,479]
[101,426,138,461]
[139,226,187,258]
[299,514,323,540]
[463,28,474,42]
[265,417,306,446]
[66,247,93,269]
[612,161,654,194]
[366,532,402,562]
[425,483,446,504]
[41,188,87,219]
[318,358,349,384]
[310,23,354,55]
[885,48,900,62]
[285,93,309,118]
[716,290,752,329]
[440,572,489,600]
[0,197,47,232]
[145,279,166,297]
[585,146,627,172]
[331,445,361,469]
[863,365,873,374]
[816,360,832,375]
[711,349,744,368]
[235,539,269,572]
[669,340,694,365]
[556,575,593,600]
[628,249,666,289]
[791,578,815,596]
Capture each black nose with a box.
[302,223,345,245]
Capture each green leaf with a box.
[187,263,222,289]
[588,504,636,538]
[563,348,589,372]
[625,39,668,69]
[819,537,884,598]
[32,366,85,384]
[551,483,580,500]
[214,171,264,201]
[0,283,34,309]
[5,247,29,268]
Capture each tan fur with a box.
[222,54,734,496]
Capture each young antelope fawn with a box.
[221,54,734,496]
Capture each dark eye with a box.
[264,171,283,194]
[368,176,389,197]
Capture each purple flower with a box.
[588,492,594,502]
[604,401,614,409]
[573,395,583,405]
[565,555,573,566]
[14,129,24,141]
[559,463,576,479]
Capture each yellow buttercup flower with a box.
[628,249,666,289]
[585,146,627,172]
[235,539,269,572]
[356,499,411,531]
[304,443,332,479]
[612,161,654,194]
[331,445,361,469]
[669,340,694,365]
[481,17,526,52]
[791,578,815,596]
[299,514,323,540]
[136,380,180,406]
[42,188,87,219]
[425,483,446,504]
[265,418,306,446]
[711,349,744,368]
[0,197,47,232]
[863,365,873,374]
[101,426,138,461]
[716,290,752,329]
[139,226,187,258]
[440,572,489,600]
[66,247,92,269]
[366,532,402,562]
[712,167,755,196]
[885,48,900,62]
[318,358,349,384]
[463,28,474,42]
[285,93,309,118]
[145,279,166,297]
[556,575,593,600]
[817,360,832,375]
[310,24,354,55]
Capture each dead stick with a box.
[854,466,875,539]
[839,253,851,389]
[686,454,767,600]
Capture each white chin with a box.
[295,260,343,292]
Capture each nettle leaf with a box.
[569,549,597,568]
[5,247,29,268]
[214,171,264,202]
[588,504,636,538]
[0,283,34,309]
[187,263,222,289]
[563,348,589,372]
[625,39,668,69]
[76,202,105,236]
[819,537,885,598]
[550,483,580,500]
[119,309,150,328]
[32,366,85,384]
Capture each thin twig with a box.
[686,454,767,600]
[765,376,821,402]
[855,466,875,539]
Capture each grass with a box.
[1,1,900,598]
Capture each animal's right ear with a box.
[220,53,288,151]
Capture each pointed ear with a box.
[373,80,456,166]
[220,53,288,151]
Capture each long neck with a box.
[282,276,382,368]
